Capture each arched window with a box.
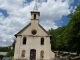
[21,50,25,57]
[34,14,36,19]
[41,37,44,45]
[40,50,44,59]
[23,37,26,44]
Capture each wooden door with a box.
[30,49,36,60]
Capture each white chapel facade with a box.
[14,2,55,60]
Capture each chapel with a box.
[14,1,55,60]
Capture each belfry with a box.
[14,1,55,60]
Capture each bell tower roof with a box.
[33,2,38,12]
[31,0,40,18]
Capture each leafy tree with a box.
[6,50,14,57]
[61,5,80,53]
[49,5,80,54]
[48,26,66,51]
[6,40,16,57]
[12,40,16,50]
[0,47,11,52]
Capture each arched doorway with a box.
[30,49,36,60]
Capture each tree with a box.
[12,40,16,50]
[0,47,11,52]
[48,5,80,54]
[48,26,66,51]
[6,50,14,57]
[5,40,16,57]
[61,5,80,53]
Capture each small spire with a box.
[33,0,38,11]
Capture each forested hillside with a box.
[49,5,80,54]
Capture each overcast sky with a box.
[0,0,80,47]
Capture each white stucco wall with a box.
[14,36,55,59]
[14,12,55,60]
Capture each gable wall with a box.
[19,23,48,36]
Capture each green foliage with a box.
[48,26,66,50]
[6,50,14,57]
[0,40,15,57]
[0,47,11,52]
[6,40,16,57]
[12,40,16,50]
[49,5,80,54]
[61,5,80,53]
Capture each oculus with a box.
[32,30,37,35]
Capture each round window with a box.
[31,30,37,35]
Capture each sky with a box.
[0,0,80,47]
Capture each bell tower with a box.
[31,1,40,24]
